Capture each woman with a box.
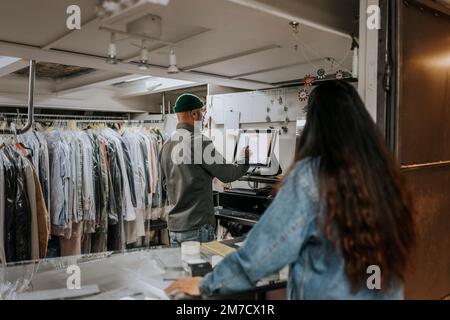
[165,81,415,299]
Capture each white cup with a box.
[181,241,201,256]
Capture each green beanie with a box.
[174,93,203,113]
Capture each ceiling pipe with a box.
[0,60,36,134]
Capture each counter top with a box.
[0,243,286,300]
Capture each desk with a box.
[0,242,286,300]
[199,238,287,300]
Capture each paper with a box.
[224,110,240,130]
[235,131,272,165]
[183,258,207,265]
[201,241,236,257]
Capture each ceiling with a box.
[0,0,359,91]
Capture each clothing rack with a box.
[0,113,165,124]
[1,113,127,120]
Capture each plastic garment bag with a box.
[2,147,32,263]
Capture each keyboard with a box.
[215,208,261,222]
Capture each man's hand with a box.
[244,146,251,159]
[239,146,251,159]
[165,277,202,299]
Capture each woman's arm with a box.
[199,162,316,296]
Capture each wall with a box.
[207,84,249,95]
[207,86,306,172]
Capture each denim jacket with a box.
[200,158,404,300]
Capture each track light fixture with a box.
[96,0,170,19]
[106,32,118,64]
[138,40,150,70]
[168,47,179,74]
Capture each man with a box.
[160,93,249,246]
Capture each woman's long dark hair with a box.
[292,80,415,290]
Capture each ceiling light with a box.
[168,47,179,74]
[120,0,136,7]
[138,63,149,70]
[123,75,152,83]
[289,21,300,34]
[102,0,121,15]
[167,65,179,74]
[95,4,107,18]
[106,32,118,64]
[138,40,149,70]
[97,0,170,19]
[145,82,163,91]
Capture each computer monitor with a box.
[233,129,274,167]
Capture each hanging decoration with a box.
[336,70,344,80]
[317,68,326,79]
[278,95,283,105]
[304,74,315,86]
[289,19,354,81]
[266,97,274,123]
[284,106,290,125]
[298,74,315,103]
[298,88,309,102]
[282,89,289,125]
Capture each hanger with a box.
[0,132,13,149]
[15,141,34,158]
[15,108,22,128]
[9,122,32,158]
[34,122,45,132]
[0,114,8,131]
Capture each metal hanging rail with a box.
[0,60,36,135]
[42,119,166,124]
[1,115,164,125]
[1,113,127,121]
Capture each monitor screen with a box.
[234,130,274,166]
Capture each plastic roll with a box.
[181,241,201,256]
[352,47,358,79]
